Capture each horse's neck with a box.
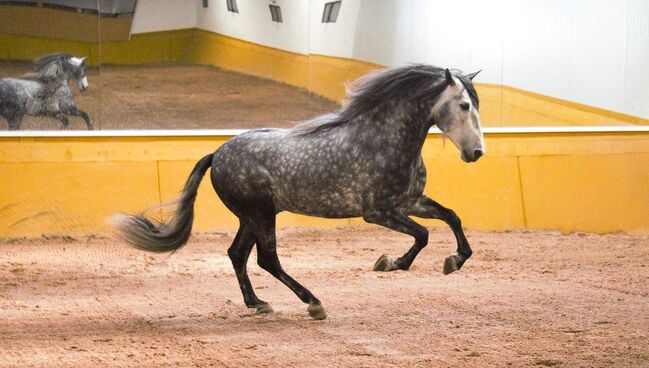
[350,100,430,155]
[39,77,67,96]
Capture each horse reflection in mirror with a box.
[0,53,93,130]
[113,64,484,320]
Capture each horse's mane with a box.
[21,53,73,82]
[290,64,479,136]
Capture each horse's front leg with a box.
[51,113,69,129]
[363,210,429,272]
[65,107,94,130]
[405,195,472,275]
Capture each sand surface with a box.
[0,62,339,130]
[1,227,648,367]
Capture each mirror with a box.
[1,0,647,131]
[0,0,106,130]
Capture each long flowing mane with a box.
[290,64,478,135]
[21,53,73,82]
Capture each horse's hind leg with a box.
[406,195,472,275]
[363,210,429,272]
[249,206,326,320]
[228,222,273,314]
[6,114,23,131]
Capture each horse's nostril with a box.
[474,149,483,160]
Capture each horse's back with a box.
[1,78,40,92]
[0,78,40,105]
[212,128,286,176]
[210,128,368,217]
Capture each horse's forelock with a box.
[456,74,479,110]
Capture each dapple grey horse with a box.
[114,64,484,320]
[0,53,93,130]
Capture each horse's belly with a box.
[25,99,41,114]
[273,188,363,218]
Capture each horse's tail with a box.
[112,153,214,253]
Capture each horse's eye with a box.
[460,102,470,111]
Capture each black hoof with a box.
[443,255,461,275]
[373,254,398,272]
[307,303,327,320]
[253,303,274,314]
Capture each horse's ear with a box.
[68,57,85,67]
[468,70,482,81]
[80,57,87,66]
[445,69,455,85]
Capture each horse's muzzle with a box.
[462,149,483,163]
[79,77,89,92]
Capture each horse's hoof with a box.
[443,255,460,275]
[307,303,327,320]
[254,303,274,314]
[373,254,397,272]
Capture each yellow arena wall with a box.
[2,22,648,237]
[0,131,648,237]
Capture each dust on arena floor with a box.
[0,61,339,130]
[1,227,648,367]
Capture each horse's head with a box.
[67,56,89,92]
[430,69,484,163]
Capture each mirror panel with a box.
[1,0,647,131]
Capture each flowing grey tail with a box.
[112,153,214,253]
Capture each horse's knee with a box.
[447,209,460,223]
[415,227,429,247]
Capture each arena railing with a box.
[1,126,648,138]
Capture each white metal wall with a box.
[128,0,649,119]
[196,0,309,54]
[130,0,197,34]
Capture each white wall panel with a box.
[308,0,362,57]
[131,0,197,34]
[624,0,649,119]
[502,0,628,113]
[126,0,647,119]
[386,0,504,83]
[343,0,647,119]
[196,0,309,54]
